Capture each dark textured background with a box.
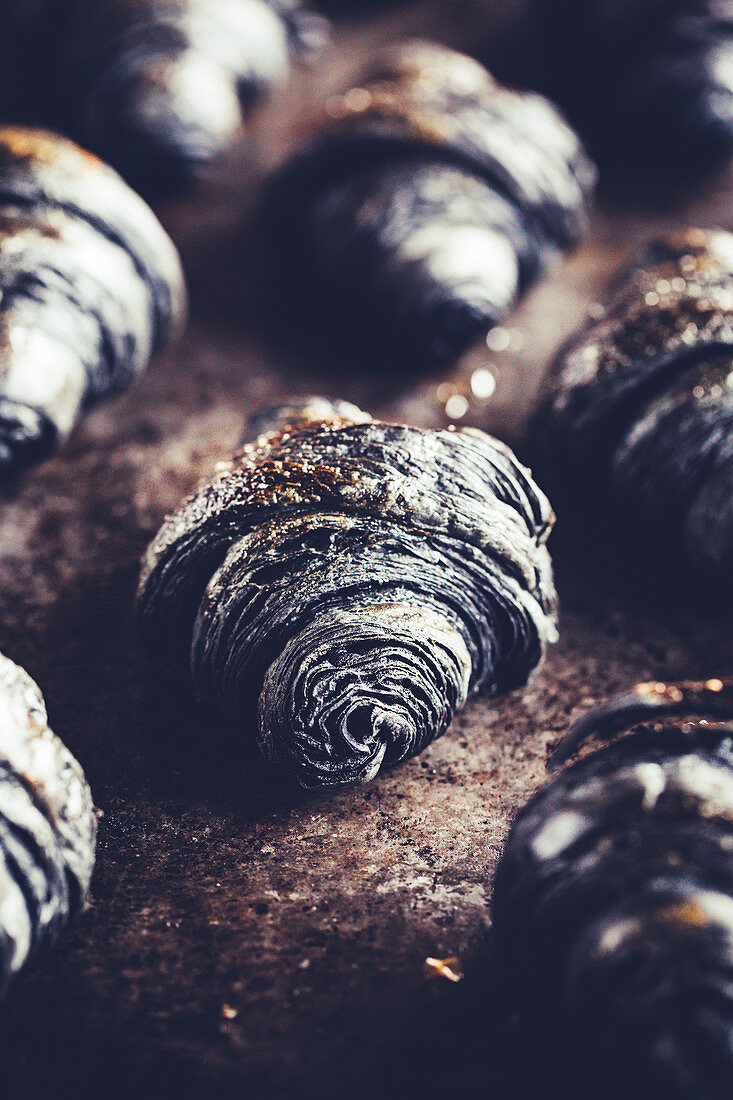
[1,4,733,1097]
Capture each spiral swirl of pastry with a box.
[260,40,595,372]
[0,652,96,996]
[138,397,557,789]
[540,227,733,574]
[493,678,733,1099]
[0,126,186,478]
[1,0,328,198]
[531,0,733,171]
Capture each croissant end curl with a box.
[493,678,733,1099]
[1,0,328,198]
[138,397,558,789]
[541,227,733,575]
[532,0,733,172]
[0,127,186,478]
[260,40,595,372]
[0,653,96,996]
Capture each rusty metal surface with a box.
[0,5,732,1098]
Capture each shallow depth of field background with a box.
[1,2,732,1097]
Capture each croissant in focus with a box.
[138,397,558,789]
[0,127,186,479]
[2,0,328,198]
[0,652,96,996]
[539,227,733,576]
[530,0,733,172]
[259,40,595,373]
[493,678,733,1100]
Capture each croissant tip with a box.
[142,396,556,790]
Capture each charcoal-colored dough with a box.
[493,678,733,1100]
[260,40,595,372]
[540,227,733,575]
[530,0,733,171]
[0,652,96,996]
[0,0,328,198]
[0,126,186,478]
[138,396,558,788]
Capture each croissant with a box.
[137,397,558,789]
[0,652,96,996]
[539,227,733,576]
[260,40,595,373]
[0,126,185,479]
[1,0,328,198]
[492,678,733,1100]
[530,0,733,171]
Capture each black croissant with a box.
[138,397,557,789]
[530,0,733,172]
[0,652,96,996]
[0,126,185,478]
[260,40,595,373]
[1,0,328,198]
[493,678,733,1100]
[539,227,733,576]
